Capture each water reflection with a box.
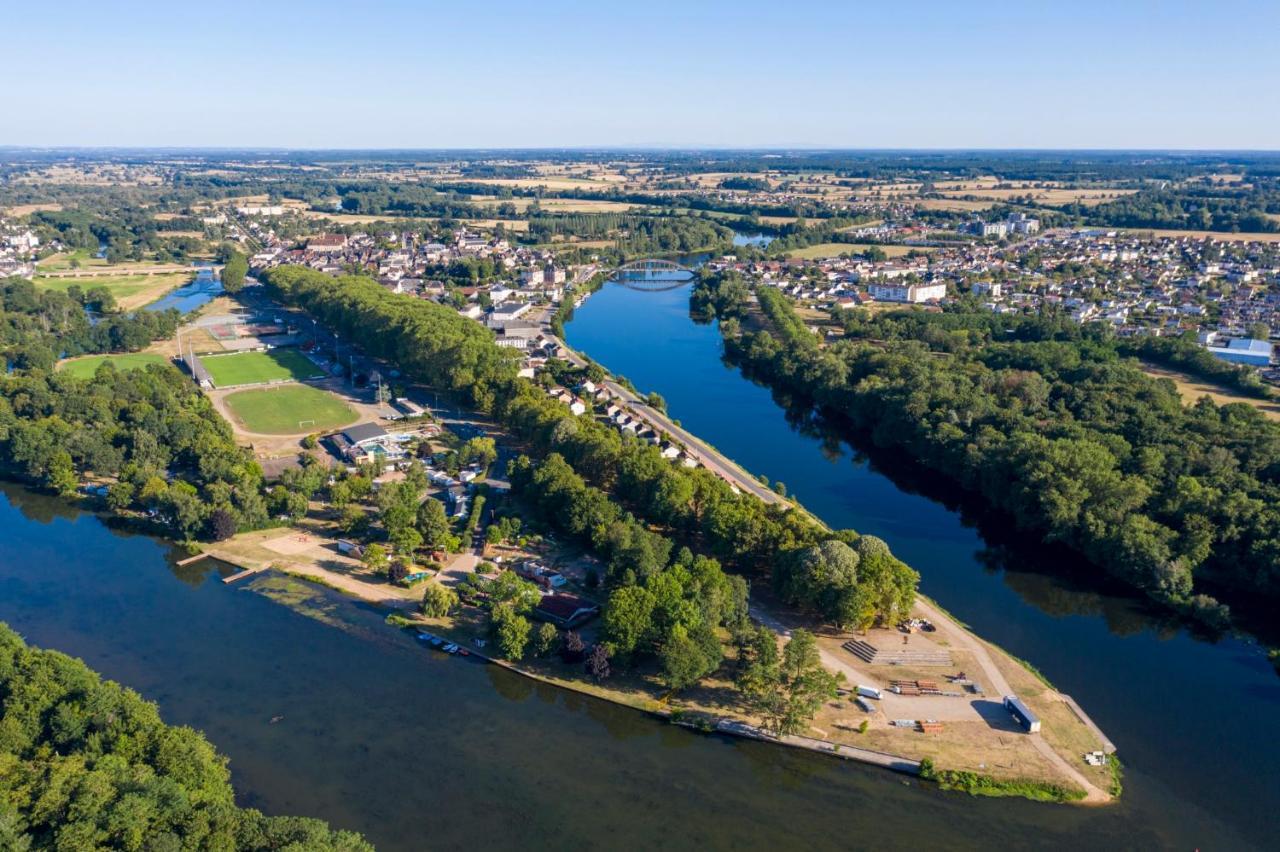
[0,484,1255,849]
[566,280,1280,849]
[145,265,223,313]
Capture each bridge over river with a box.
[608,258,696,291]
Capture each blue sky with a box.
[4,0,1277,149]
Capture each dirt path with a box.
[751,605,987,724]
[277,560,419,609]
[913,598,1110,803]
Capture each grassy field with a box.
[35,250,108,272]
[3,203,63,216]
[468,197,655,214]
[57,352,170,378]
[786,242,931,260]
[449,176,616,190]
[1141,363,1280,421]
[201,348,321,387]
[35,250,197,274]
[34,272,195,310]
[223,385,357,434]
[913,198,997,212]
[1120,228,1280,243]
[936,187,1138,206]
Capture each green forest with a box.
[0,624,369,850]
[1,279,180,372]
[694,271,1280,624]
[0,278,265,541]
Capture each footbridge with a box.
[609,258,697,291]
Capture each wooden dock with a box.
[222,564,269,584]
[175,552,209,566]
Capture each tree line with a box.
[1,278,180,372]
[695,271,1280,624]
[261,266,920,693]
[0,624,371,850]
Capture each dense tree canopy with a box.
[697,272,1280,619]
[1,278,179,372]
[262,265,921,659]
[0,362,265,538]
[0,624,370,850]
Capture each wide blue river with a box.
[0,279,1272,850]
[567,279,1280,849]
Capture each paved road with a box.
[548,333,785,506]
[912,597,1109,803]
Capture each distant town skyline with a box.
[7,0,1278,149]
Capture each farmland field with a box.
[222,384,357,434]
[936,187,1139,206]
[786,242,931,260]
[57,352,169,378]
[1120,228,1280,243]
[200,348,320,387]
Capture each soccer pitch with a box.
[200,348,320,388]
[223,385,357,434]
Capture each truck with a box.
[1004,695,1041,733]
[855,685,883,701]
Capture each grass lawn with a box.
[1141,362,1280,422]
[58,352,169,379]
[34,272,195,310]
[223,384,357,434]
[200,348,321,387]
[36,249,109,272]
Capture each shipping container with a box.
[1004,695,1041,733]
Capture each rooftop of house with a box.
[341,422,389,445]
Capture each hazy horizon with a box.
[6,0,1278,150]
[4,146,1280,155]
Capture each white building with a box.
[869,281,947,303]
[1008,213,1040,235]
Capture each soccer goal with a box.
[297,419,316,430]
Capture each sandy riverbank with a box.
[203,523,1114,803]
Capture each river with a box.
[565,279,1280,849]
[0,485,1184,850]
[145,264,223,313]
[0,280,1271,849]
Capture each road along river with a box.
[564,278,1280,849]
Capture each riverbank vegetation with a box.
[694,270,1280,624]
[918,758,1087,803]
[0,276,270,541]
[0,624,370,850]
[262,266,919,695]
[548,270,607,338]
[2,277,179,371]
[0,363,267,538]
